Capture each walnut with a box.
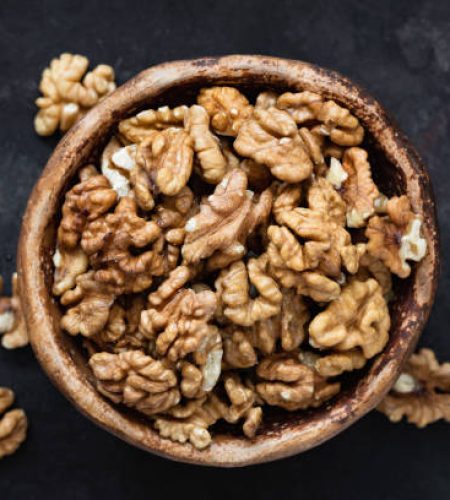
[81,197,162,293]
[0,274,28,349]
[255,91,278,109]
[138,127,194,196]
[325,156,348,189]
[298,127,326,174]
[234,107,313,183]
[315,350,367,377]
[60,271,116,337]
[118,105,187,143]
[339,148,380,227]
[57,165,117,250]
[153,186,197,249]
[142,282,219,369]
[277,92,364,146]
[34,53,115,136]
[216,255,282,327]
[182,169,272,264]
[184,105,227,184]
[256,354,340,410]
[267,243,341,302]
[223,328,258,368]
[378,349,450,427]
[197,86,253,136]
[307,177,346,226]
[154,289,218,362]
[52,246,89,296]
[0,387,27,459]
[222,294,306,362]
[309,278,390,358]
[276,207,360,277]
[279,289,310,351]
[355,245,392,295]
[272,182,302,224]
[179,362,204,399]
[89,351,180,415]
[101,137,138,198]
[155,373,261,449]
[90,297,148,353]
[366,196,427,278]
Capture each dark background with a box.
[0,0,449,498]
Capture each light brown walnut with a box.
[277,92,364,146]
[57,165,117,250]
[366,195,427,278]
[185,105,228,184]
[267,243,341,302]
[90,296,148,353]
[197,86,253,136]
[35,53,115,136]
[153,186,197,250]
[60,271,117,337]
[355,245,392,296]
[138,127,194,196]
[307,177,346,226]
[0,274,28,349]
[341,148,379,227]
[89,350,180,415]
[279,289,310,351]
[154,374,261,449]
[309,278,390,358]
[315,350,367,377]
[118,105,187,143]
[256,354,340,411]
[81,197,162,293]
[277,207,360,278]
[216,255,282,327]
[234,107,313,183]
[154,289,218,362]
[223,328,258,368]
[52,246,89,296]
[272,183,302,224]
[0,387,27,459]
[255,91,278,109]
[378,349,450,427]
[182,169,272,264]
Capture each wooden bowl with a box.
[18,56,439,467]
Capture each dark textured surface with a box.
[0,0,448,498]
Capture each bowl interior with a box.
[22,57,439,466]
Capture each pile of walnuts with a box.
[51,85,427,449]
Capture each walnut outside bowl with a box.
[18,56,439,467]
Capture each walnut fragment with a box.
[0,387,27,459]
[182,169,272,264]
[90,350,180,415]
[197,86,253,136]
[234,107,313,183]
[366,196,427,278]
[0,274,28,349]
[309,279,390,358]
[34,53,115,136]
[378,349,450,427]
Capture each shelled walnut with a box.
[0,274,28,349]
[378,349,450,427]
[34,53,116,136]
[0,387,27,459]
[52,85,427,449]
